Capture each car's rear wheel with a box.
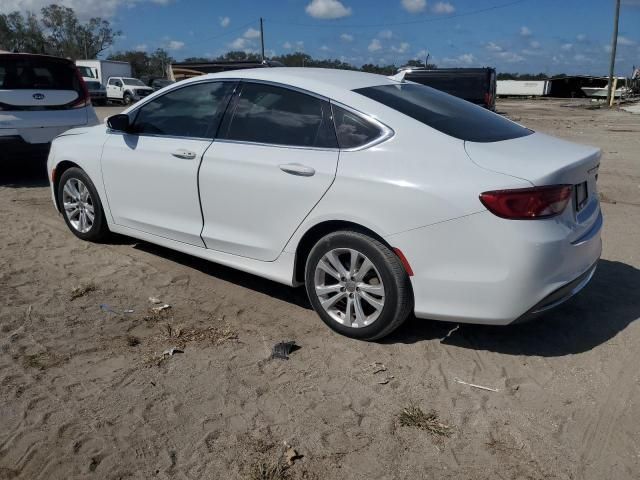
[305,231,413,341]
[57,167,109,242]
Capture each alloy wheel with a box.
[62,178,95,233]
[313,248,386,328]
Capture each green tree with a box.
[0,11,47,53]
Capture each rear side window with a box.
[354,83,531,143]
[131,81,235,138]
[332,105,383,149]
[0,55,80,91]
[220,82,337,148]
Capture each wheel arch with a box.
[52,160,82,212]
[293,220,394,285]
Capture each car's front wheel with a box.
[305,231,413,341]
[57,167,109,242]
[123,92,133,105]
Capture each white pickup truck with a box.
[106,76,154,105]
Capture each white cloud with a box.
[219,16,230,28]
[401,0,427,13]
[295,40,305,49]
[618,36,636,46]
[443,53,475,65]
[379,29,393,39]
[391,42,410,53]
[497,51,524,63]
[134,44,148,51]
[520,26,532,37]
[340,33,354,42]
[486,41,503,52]
[283,41,293,49]
[320,45,330,51]
[167,40,184,51]
[561,43,573,51]
[243,27,261,39]
[432,1,454,14]
[574,53,587,62]
[368,38,382,52]
[0,0,171,20]
[577,33,587,42]
[229,37,250,50]
[305,0,352,19]
[529,40,541,49]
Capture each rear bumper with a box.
[385,208,603,326]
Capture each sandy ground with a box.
[1,99,639,480]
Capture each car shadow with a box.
[132,241,313,310]
[0,157,49,188]
[383,259,640,356]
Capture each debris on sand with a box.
[162,347,183,357]
[70,283,96,300]
[126,335,140,347]
[159,323,238,346]
[151,304,171,313]
[270,341,299,360]
[100,304,134,315]
[149,296,162,304]
[377,376,394,385]
[283,442,302,466]
[370,362,387,374]
[454,377,499,392]
[398,406,454,437]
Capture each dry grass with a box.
[70,283,96,300]
[398,406,454,437]
[247,461,290,480]
[159,323,238,346]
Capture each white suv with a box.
[0,53,99,159]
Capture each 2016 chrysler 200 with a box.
[47,68,602,340]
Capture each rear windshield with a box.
[354,83,532,143]
[0,55,80,91]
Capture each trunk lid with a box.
[465,132,602,242]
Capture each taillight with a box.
[67,66,91,109]
[484,92,493,107]
[479,185,572,220]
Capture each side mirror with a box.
[107,114,130,132]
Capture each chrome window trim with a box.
[330,100,395,152]
[214,138,338,152]
[105,129,214,143]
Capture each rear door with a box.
[0,54,88,142]
[101,80,236,246]
[199,81,339,261]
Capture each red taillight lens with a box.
[68,66,91,109]
[484,92,493,107]
[479,185,572,220]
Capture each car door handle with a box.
[279,163,316,177]
[171,149,197,160]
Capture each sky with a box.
[3,0,640,75]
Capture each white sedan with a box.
[47,68,602,340]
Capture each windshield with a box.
[122,78,145,86]
[77,66,96,79]
[354,83,532,143]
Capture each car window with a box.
[108,78,118,86]
[221,82,337,148]
[0,55,80,91]
[331,105,384,149]
[123,78,145,86]
[131,81,235,138]
[354,83,532,143]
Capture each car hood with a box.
[464,132,601,185]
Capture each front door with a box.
[101,80,236,246]
[199,81,339,261]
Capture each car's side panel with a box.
[100,133,212,247]
[199,141,339,261]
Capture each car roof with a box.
[183,67,398,102]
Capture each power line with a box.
[265,0,529,29]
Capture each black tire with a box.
[57,167,110,242]
[123,92,133,105]
[305,231,413,341]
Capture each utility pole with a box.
[606,0,621,106]
[260,17,265,62]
